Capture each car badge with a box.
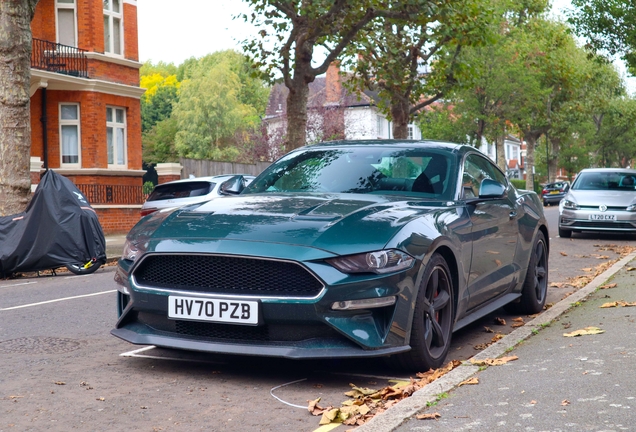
[599,205,607,212]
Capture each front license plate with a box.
[589,214,616,221]
[168,296,259,325]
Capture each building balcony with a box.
[31,38,88,78]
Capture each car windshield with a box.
[244,147,458,200]
[147,181,215,201]
[572,172,636,191]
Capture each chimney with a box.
[325,61,342,105]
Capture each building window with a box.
[107,107,126,167]
[60,104,80,165]
[377,115,384,137]
[57,0,77,47]
[407,125,414,140]
[103,0,123,55]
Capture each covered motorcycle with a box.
[0,169,106,277]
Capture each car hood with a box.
[138,193,446,256]
[568,190,636,207]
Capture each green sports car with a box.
[112,140,549,371]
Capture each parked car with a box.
[558,168,636,238]
[541,181,570,206]
[140,175,255,217]
[113,140,549,371]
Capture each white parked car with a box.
[140,175,255,217]
[558,168,636,238]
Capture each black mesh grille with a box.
[573,221,636,229]
[133,254,323,297]
[137,312,341,344]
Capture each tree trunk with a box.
[548,136,560,182]
[285,77,310,151]
[391,99,410,139]
[0,0,39,216]
[523,133,539,191]
[495,133,506,172]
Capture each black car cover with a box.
[0,169,106,276]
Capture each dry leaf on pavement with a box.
[563,326,604,337]
[416,412,441,420]
[458,377,479,386]
[599,283,617,289]
[600,301,636,308]
[561,399,570,406]
[469,356,518,366]
[494,317,506,325]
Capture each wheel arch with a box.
[432,245,459,316]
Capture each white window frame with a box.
[59,103,81,167]
[106,106,127,168]
[56,0,78,47]
[103,0,124,56]
[407,125,414,140]
[377,115,384,138]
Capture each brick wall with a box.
[123,1,139,62]
[158,175,181,184]
[31,0,55,41]
[94,207,140,234]
[87,60,140,86]
[29,90,142,171]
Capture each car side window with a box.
[462,154,506,199]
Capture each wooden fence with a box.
[179,158,271,179]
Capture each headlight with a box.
[561,198,579,210]
[122,239,147,262]
[627,203,636,212]
[327,249,414,274]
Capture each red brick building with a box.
[29,0,145,234]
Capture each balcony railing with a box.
[31,38,88,78]
[76,184,144,205]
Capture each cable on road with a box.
[269,378,308,409]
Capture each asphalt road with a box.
[2,205,635,431]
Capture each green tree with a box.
[567,0,636,73]
[241,0,427,150]
[342,0,496,139]
[142,117,179,164]
[0,0,40,215]
[141,75,179,132]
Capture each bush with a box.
[143,181,155,196]
[510,178,541,193]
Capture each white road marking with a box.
[0,290,115,310]
[0,281,38,289]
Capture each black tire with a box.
[506,231,548,314]
[65,260,103,275]
[392,253,454,371]
[558,227,571,238]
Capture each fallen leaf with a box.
[494,317,506,325]
[484,326,494,333]
[627,267,636,272]
[96,397,105,401]
[550,282,565,288]
[560,251,568,256]
[600,301,636,308]
[581,268,592,272]
[54,382,65,386]
[597,255,609,259]
[512,317,524,323]
[469,356,518,366]
[9,395,23,399]
[561,399,570,406]
[530,400,537,404]
[600,283,617,289]
[319,408,340,425]
[563,326,605,337]
[416,412,441,420]
[458,377,479,386]
[511,322,525,328]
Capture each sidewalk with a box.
[105,234,127,262]
[359,252,636,431]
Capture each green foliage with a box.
[140,60,178,78]
[510,179,526,190]
[142,117,179,164]
[417,107,474,144]
[142,181,155,195]
[567,0,636,73]
[141,83,179,133]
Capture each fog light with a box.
[331,296,396,311]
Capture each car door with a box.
[462,153,519,309]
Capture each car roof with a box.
[159,174,255,186]
[578,168,636,174]
[308,139,465,152]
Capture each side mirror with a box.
[479,178,506,198]
[219,175,247,195]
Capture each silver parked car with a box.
[558,168,636,238]
[140,175,255,217]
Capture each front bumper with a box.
[559,209,636,232]
[112,252,419,359]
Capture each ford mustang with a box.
[112,140,549,371]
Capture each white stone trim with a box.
[84,52,142,69]
[156,163,183,177]
[53,168,146,177]
[30,69,146,99]
[30,79,48,97]
[30,157,44,173]
[123,0,137,5]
